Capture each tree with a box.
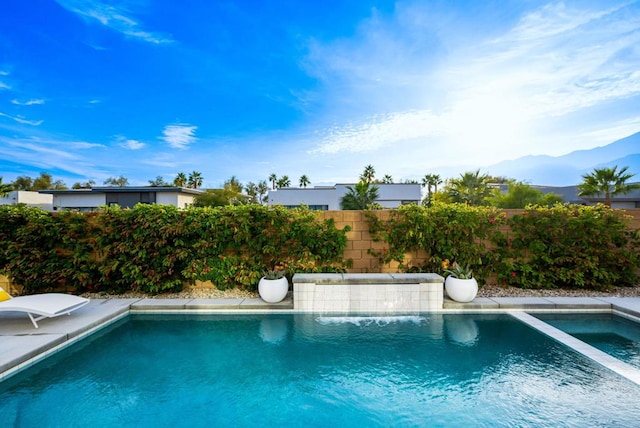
[223,175,244,194]
[31,172,66,190]
[340,180,380,210]
[245,182,259,203]
[257,180,269,204]
[489,181,563,208]
[268,173,277,190]
[299,174,310,188]
[446,170,492,205]
[276,175,291,188]
[72,180,95,189]
[149,176,170,187]
[381,174,393,184]
[360,165,376,183]
[173,172,188,187]
[104,176,129,187]
[0,177,12,197]
[422,173,442,205]
[578,166,640,207]
[187,171,203,189]
[12,175,33,190]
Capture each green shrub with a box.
[0,204,350,294]
[366,203,505,282]
[493,204,640,290]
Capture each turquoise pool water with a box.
[534,312,640,369]
[2,314,640,427]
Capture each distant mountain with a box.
[485,132,640,186]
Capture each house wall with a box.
[268,187,337,209]
[268,183,422,210]
[53,193,106,211]
[156,192,196,208]
[0,191,53,211]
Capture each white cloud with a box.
[0,112,43,126]
[305,1,640,165]
[56,0,174,44]
[71,141,106,149]
[116,135,145,150]
[11,99,45,106]
[161,124,197,149]
[0,82,11,90]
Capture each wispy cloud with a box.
[116,135,145,150]
[161,124,197,149]
[0,112,43,126]
[307,1,640,162]
[71,141,106,149]
[11,99,45,106]
[56,0,174,44]
[0,82,10,90]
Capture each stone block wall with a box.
[317,208,640,275]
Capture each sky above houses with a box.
[1,0,639,188]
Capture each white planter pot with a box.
[258,277,289,303]
[445,277,478,303]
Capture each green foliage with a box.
[443,262,473,279]
[341,181,380,210]
[366,203,505,282]
[0,204,350,294]
[445,170,493,206]
[489,181,564,208]
[578,165,639,207]
[0,177,12,197]
[263,268,285,280]
[492,204,640,290]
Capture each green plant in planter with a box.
[443,262,473,279]
[263,268,285,280]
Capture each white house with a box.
[0,191,54,211]
[40,187,203,211]
[267,183,422,210]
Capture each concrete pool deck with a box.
[2,295,640,383]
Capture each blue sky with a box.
[1,0,639,188]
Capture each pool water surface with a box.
[534,312,640,370]
[1,314,639,427]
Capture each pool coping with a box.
[1,296,640,382]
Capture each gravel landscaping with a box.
[81,283,640,300]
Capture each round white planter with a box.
[258,277,289,303]
[445,277,478,303]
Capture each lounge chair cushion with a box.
[0,287,11,302]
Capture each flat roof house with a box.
[267,183,422,210]
[0,190,54,211]
[40,186,203,211]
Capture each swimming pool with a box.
[534,312,640,370]
[2,313,640,427]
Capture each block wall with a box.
[318,208,640,275]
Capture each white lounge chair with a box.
[0,287,89,328]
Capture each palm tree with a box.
[245,182,258,203]
[268,173,277,190]
[174,172,188,187]
[447,170,492,205]
[187,171,203,189]
[421,173,442,205]
[340,180,380,210]
[360,165,376,183]
[257,180,269,204]
[299,174,310,188]
[578,166,640,207]
[0,177,13,197]
[276,175,291,188]
[381,174,393,184]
